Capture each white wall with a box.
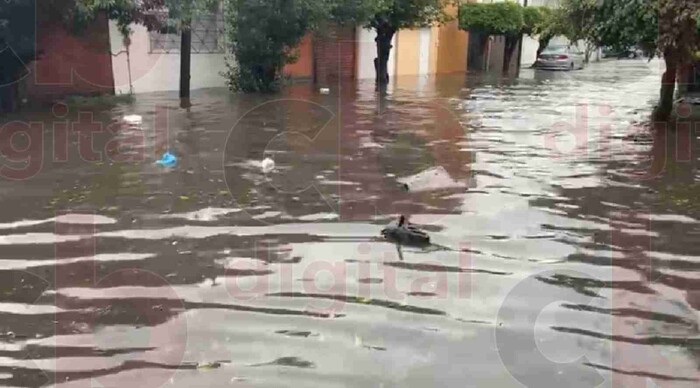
[356,28,396,80]
[521,36,539,66]
[109,21,228,94]
[417,27,431,76]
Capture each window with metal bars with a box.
[149,11,225,54]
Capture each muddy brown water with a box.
[1,59,699,387]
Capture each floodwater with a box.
[1,58,699,387]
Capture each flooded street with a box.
[1,58,699,387]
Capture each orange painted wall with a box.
[284,34,314,79]
[435,4,469,74]
[395,29,421,76]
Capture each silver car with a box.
[534,45,585,71]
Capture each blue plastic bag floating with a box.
[156,151,177,167]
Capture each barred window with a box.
[149,10,225,54]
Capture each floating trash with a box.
[398,166,465,192]
[261,157,275,173]
[156,151,177,167]
[677,96,700,105]
[319,88,330,95]
[122,115,143,125]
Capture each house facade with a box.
[24,2,478,99]
[110,2,473,94]
[356,3,470,82]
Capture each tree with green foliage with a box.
[0,0,36,112]
[366,0,450,86]
[534,7,571,57]
[560,0,600,63]
[459,1,524,74]
[73,0,165,37]
[223,0,330,92]
[522,6,546,36]
[594,0,699,121]
[224,0,448,92]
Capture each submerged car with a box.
[534,45,585,71]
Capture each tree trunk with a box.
[374,23,396,87]
[515,34,524,76]
[179,24,192,99]
[654,54,678,122]
[584,42,594,64]
[536,37,550,58]
[483,35,491,71]
[503,35,519,76]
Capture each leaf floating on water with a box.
[275,330,316,338]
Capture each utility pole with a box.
[180,24,192,100]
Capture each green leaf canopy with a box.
[459,2,524,37]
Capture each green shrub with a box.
[224,0,327,93]
[522,6,548,35]
[459,1,524,37]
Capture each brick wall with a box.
[25,13,114,102]
[313,25,356,85]
[284,34,314,80]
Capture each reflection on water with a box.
[1,59,699,387]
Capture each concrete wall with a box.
[435,22,469,74]
[394,2,469,76]
[110,27,313,94]
[521,35,539,66]
[395,29,421,76]
[110,22,228,94]
[435,4,469,74]
[397,25,469,77]
[418,28,432,75]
